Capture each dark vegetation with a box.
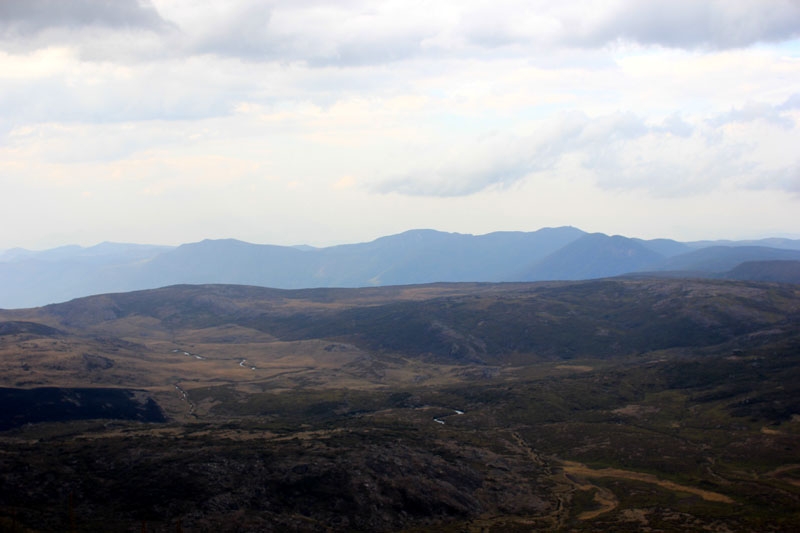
[0,321,63,337]
[0,278,798,531]
[0,387,165,430]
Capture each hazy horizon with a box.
[4,225,800,255]
[2,1,798,251]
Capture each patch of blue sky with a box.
[758,38,800,56]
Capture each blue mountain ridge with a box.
[2,227,799,309]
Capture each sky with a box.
[1,0,799,250]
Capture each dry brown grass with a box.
[561,460,735,504]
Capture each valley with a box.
[0,278,798,531]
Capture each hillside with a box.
[655,245,800,272]
[519,233,665,280]
[1,279,799,531]
[723,260,800,284]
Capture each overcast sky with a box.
[1,0,799,250]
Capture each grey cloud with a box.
[0,0,176,60]
[4,1,796,66]
[189,3,434,66]
[0,0,171,35]
[568,0,800,50]
[0,1,450,64]
[190,4,276,59]
[197,0,800,66]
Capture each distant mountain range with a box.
[2,227,800,309]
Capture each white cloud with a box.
[6,1,797,64]
[709,100,797,128]
[0,1,799,249]
[372,103,799,198]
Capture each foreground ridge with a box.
[0,278,798,531]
